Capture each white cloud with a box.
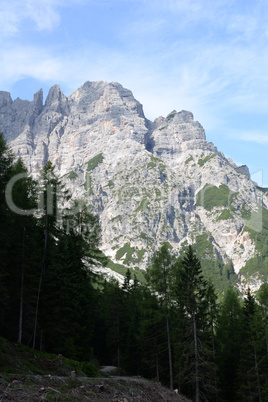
[239,132,268,144]
[0,46,62,85]
[0,1,22,36]
[25,0,61,31]
[0,0,76,36]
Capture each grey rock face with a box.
[6,81,148,174]
[235,165,251,180]
[0,81,261,282]
[149,110,212,162]
[0,90,44,142]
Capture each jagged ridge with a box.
[1,81,267,292]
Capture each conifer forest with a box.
[0,133,267,401]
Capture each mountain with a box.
[1,81,267,293]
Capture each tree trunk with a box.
[265,306,268,356]
[193,312,200,402]
[18,228,26,343]
[33,210,48,349]
[156,351,160,382]
[254,342,262,402]
[210,305,218,401]
[166,314,174,389]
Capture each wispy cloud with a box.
[0,0,72,36]
[0,45,62,84]
[25,0,61,31]
[239,132,268,145]
[1,0,268,123]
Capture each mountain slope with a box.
[1,81,267,292]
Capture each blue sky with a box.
[1,0,268,185]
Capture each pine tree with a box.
[139,287,167,382]
[215,287,242,401]
[256,282,268,356]
[237,288,266,401]
[145,243,175,389]
[172,246,215,402]
[40,229,97,359]
[33,161,70,349]
[0,135,42,344]
[102,279,125,371]
[122,274,143,375]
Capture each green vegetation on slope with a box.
[217,209,233,221]
[198,153,216,167]
[185,155,194,164]
[116,243,135,262]
[67,170,78,180]
[0,337,99,376]
[106,258,145,283]
[196,184,237,210]
[193,234,237,297]
[86,153,104,171]
[179,234,237,297]
[240,206,268,279]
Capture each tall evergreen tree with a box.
[237,288,266,401]
[0,135,42,344]
[145,243,175,389]
[139,286,167,382]
[32,161,70,348]
[40,229,97,359]
[256,282,268,356]
[215,287,242,401]
[172,246,215,402]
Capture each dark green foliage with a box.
[86,153,104,171]
[0,135,43,344]
[215,288,243,401]
[1,132,268,400]
[191,235,237,297]
[194,233,214,257]
[200,259,237,298]
[106,259,145,283]
[135,198,149,212]
[236,289,267,401]
[197,153,216,167]
[116,242,135,261]
[146,243,176,389]
[196,183,237,210]
[67,170,78,180]
[216,209,233,221]
[240,207,268,280]
[40,231,97,360]
[172,246,217,401]
[185,155,194,164]
[0,336,100,376]
[240,202,251,219]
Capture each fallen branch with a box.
[47,386,61,393]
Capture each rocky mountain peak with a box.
[44,85,67,114]
[150,109,208,162]
[0,91,12,108]
[1,81,264,291]
[33,89,43,115]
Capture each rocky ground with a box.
[0,338,191,401]
[0,374,191,401]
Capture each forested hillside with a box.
[0,134,268,401]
